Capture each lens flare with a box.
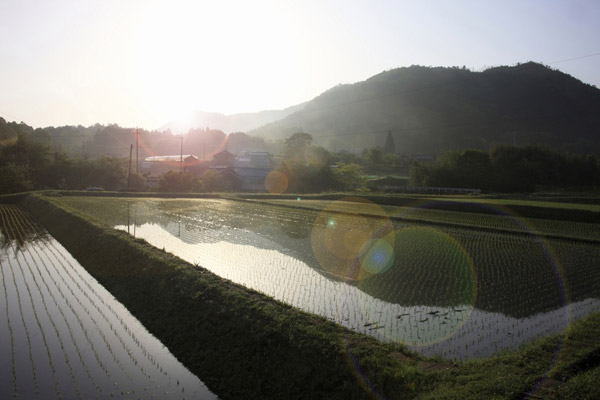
[356,226,477,347]
[359,238,394,275]
[264,170,289,194]
[311,198,394,281]
[383,198,572,398]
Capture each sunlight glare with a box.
[130,0,299,125]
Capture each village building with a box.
[141,154,204,176]
[233,151,272,191]
[142,150,272,192]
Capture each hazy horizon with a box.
[1,0,599,131]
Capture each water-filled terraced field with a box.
[0,204,216,399]
[57,196,600,361]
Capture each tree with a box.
[89,157,127,190]
[128,173,146,191]
[363,147,383,169]
[284,132,313,157]
[0,163,33,194]
[455,149,495,191]
[276,133,337,193]
[199,170,231,192]
[158,170,201,193]
[383,131,395,154]
[333,163,366,191]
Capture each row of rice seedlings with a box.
[5,205,103,396]
[3,207,83,399]
[11,203,174,397]
[42,242,170,389]
[18,205,193,397]
[0,207,41,399]
[42,234,169,386]
[0,232,18,399]
[3,205,92,397]
[0,205,117,397]
[37,235,137,387]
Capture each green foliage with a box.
[284,132,313,156]
[364,147,384,167]
[0,131,129,193]
[127,173,146,191]
[331,150,363,165]
[86,157,127,190]
[333,163,367,191]
[157,170,201,193]
[0,162,33,193]
[199,169,231,192]
[277,133,337,193]
[411,146,600,192]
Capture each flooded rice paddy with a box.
[0,204,217,399]
[59,197,600,361]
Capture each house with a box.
[210,149,237,167]
[142,154,204,175]
[233,151,272,191]
[143,150,273,192]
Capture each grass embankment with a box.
[43,189,600,220]
[4,191,600,399]
[239,192,600,222]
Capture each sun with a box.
[128,0,299,128]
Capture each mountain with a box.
[160,103,306,135]
[251,63,600,155]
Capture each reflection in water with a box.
[116,220,600,361]
[59,197,600,360]
[0,205,216,399]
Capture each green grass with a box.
[427,196,600,213]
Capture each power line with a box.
[548,51,600,65]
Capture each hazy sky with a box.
[1,0,599,130]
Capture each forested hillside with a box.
[251,63,600,155]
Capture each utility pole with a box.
[127,144,133,190]
[136,128,139,175]
[180,136,183,171]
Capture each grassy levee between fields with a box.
[14,193,423,400]
[238,193,600,223]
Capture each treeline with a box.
[0,131,246,194]
[0,117,276,160]
[410,146,600,192]
[0,132,133,194]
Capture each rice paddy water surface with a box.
[0,204,217,399]
[58,197,600,361]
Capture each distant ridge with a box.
[160,103,306,135]
[250,63,600,155]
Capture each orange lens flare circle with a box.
[310,197,394,282]
[264,170,289,194]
